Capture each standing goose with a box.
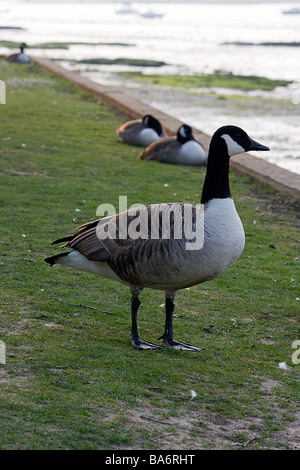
[140,124,207,166]
[116,114,166,147]
[45,125,269,351]
[7,42,31,63]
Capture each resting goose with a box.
[7,43,31,64]
[116,114,166,147]
[45,125,269,351]
[140,124,207,166]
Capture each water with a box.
[1,0,300,174]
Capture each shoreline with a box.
[32,56,300,202]
[51,60,300,175]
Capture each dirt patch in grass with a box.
[107,398,300,450]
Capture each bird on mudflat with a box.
[139,123,207,165]
[45,125,269,351]
[116,114,166,147]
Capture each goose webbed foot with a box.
[131,335,162,350]
[157,334,204,352]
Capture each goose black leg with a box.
[158,296,204,352]
[131,296,162,350]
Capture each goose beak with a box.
[248,138,270,152]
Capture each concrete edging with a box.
[32,56,300,203]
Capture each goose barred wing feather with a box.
[116,120,144,144]
[117,120,142,134]
[65,219,116,262]
[139,137,176,161]
[56,203,201,286]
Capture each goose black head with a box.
[142,114,163,136]
[212,125,270,158]
[177,124,194,144]
[201,126,269,203]
[20,42,28,52]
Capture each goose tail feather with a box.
[51,236,73,245]
[44,252,71,266]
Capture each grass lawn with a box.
[0,60,299,450]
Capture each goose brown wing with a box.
[139,137,177,160]
[64,218,118,261]
[117,119,142,135]
[57,210,154,263]
[51,203,195,285]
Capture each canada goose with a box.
[7,42,31,64]
[116,114,166,147]
[45,125,269,351]
[140,124,207,165]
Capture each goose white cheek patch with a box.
[221,134,245,157]
[179,126,187,139]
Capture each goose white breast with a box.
[178,140,207,165]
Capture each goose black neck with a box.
[201,138,231,204]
